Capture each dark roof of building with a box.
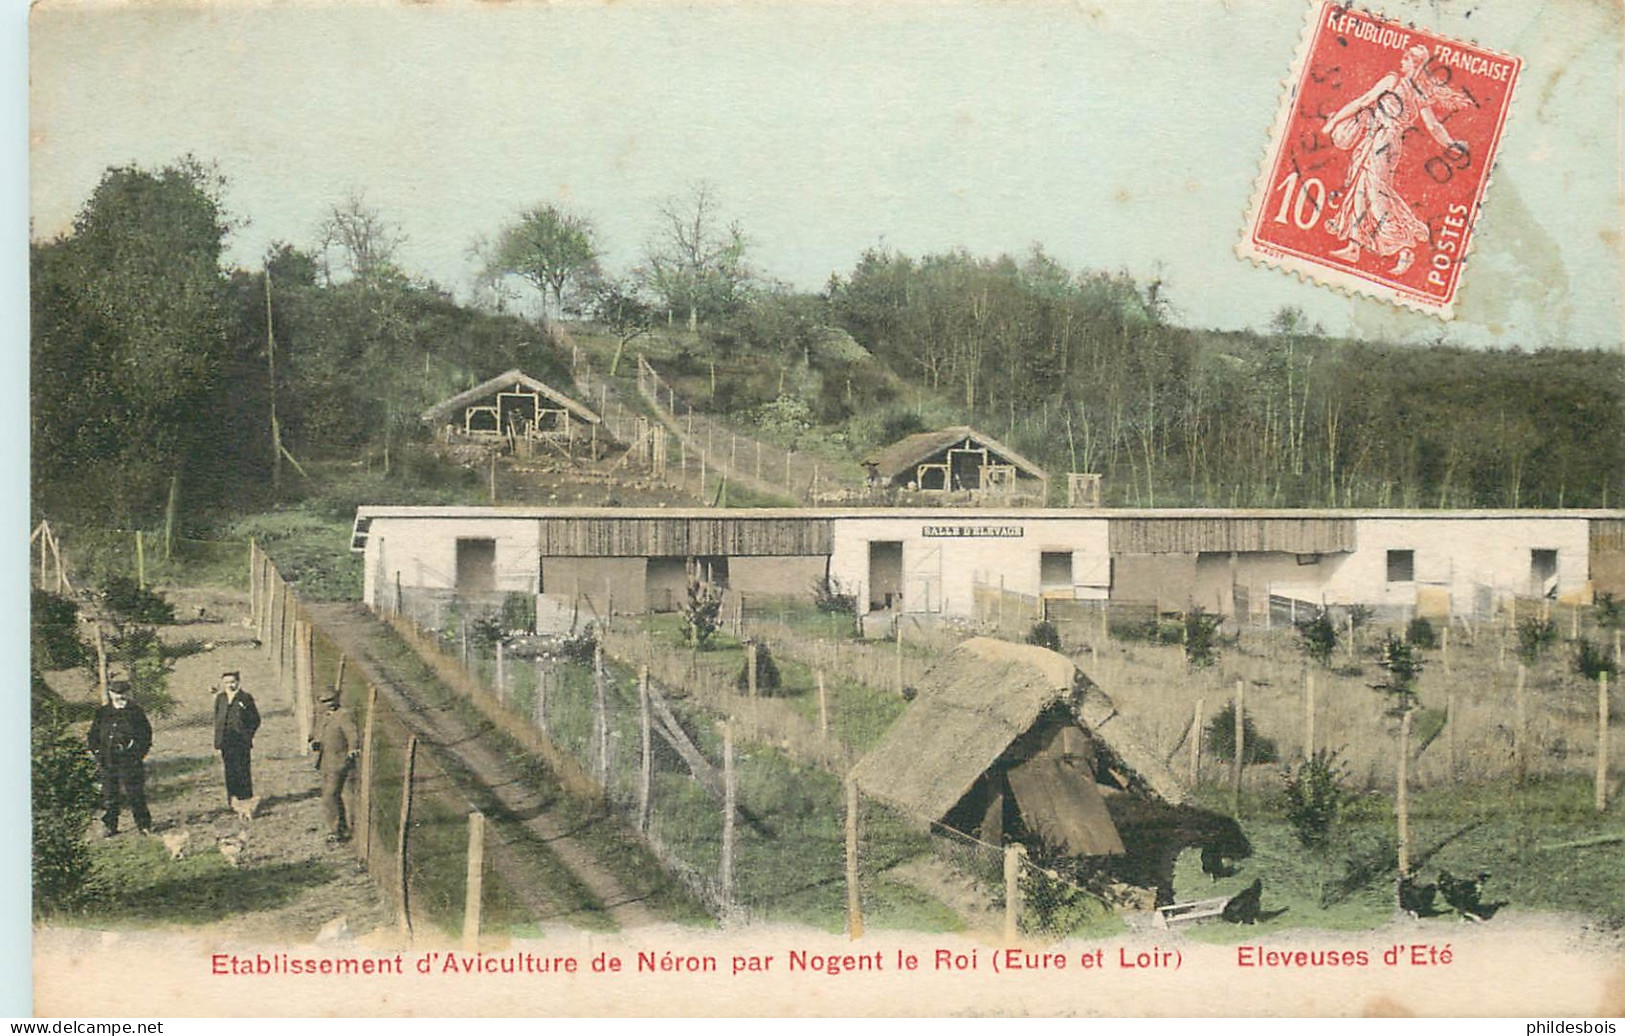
[420,369,600,425]
[863,426,1047,482]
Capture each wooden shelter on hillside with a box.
[851,638,1182,857]
[863,426,1047,504]
[422,370,601,447]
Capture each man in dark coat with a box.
[213,671,261,819]
[87,681,153,836]
[310,691,360,843]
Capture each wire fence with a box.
[378,583,1061,933]
[251,543,516,944]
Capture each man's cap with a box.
[320,692,341,706]
[107,680,131,697]
[221,670,240,680]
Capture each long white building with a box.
[351,507,1625,622]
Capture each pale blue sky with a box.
[26,1,1625,346]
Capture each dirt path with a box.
[305,601,661,931]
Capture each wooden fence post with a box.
[135,530,145,591]
[1303,672,1315,762]
[1397,709,1412,878]
[594,641,609,787]
[639,667,653,832]
[1232,678,1246,811]
[1598,670,1611,813]
[535,661,548,734]
[1189,696,1203,785]
[817,670,829,736]
[463,811,485,951]
[1003,843,1026,944]
[398,736,417,940]
[1515,664,1528,783]
[496,640,506,705]
[721,723,736,917]
[1445,688,1457,779]
[358,684,377,860]
[895,621,904,696]
[845,774,863,940]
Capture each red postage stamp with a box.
[1240,2,1522,317]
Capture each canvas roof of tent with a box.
[850,637,1183,829]
[420,369,601,426]
[862,426,1047,482]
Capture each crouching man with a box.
[310,692,359,844]
[87,681,153,837]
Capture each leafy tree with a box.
[586,276,655,377]
[1516,617,1558,664]
[101,623,177,718]
[811,576,858,616]
[1374,634,1424,714]
[681,578,723,649]
[1282,749,1346,851]
[482,204,600,317]
[1183,606,1222,668]
[32,159,234,521]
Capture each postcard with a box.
[25,0,1625,1019]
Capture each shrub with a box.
[1183,607,1222,668]
[99,576,176,625]
[1346,604,1374,631]
[1204,701,1279,764]
[559,624,598,666]
[735,641,783,694]
[1282,750,1345,851]
[32,700,101,914]
[468,614,508,650]
[1405,616,1439,649]
[811,575,858,616]
[681,579,723,649]
[500,592,536,634]
[31,590,88,671]
[1574,638,1617,682]
[1297,610,1338,668]
[1516,617,1557,664]
[1595,592,1625,630]
[1025,620,1061,652]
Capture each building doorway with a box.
[455,538,496,593]
[869,541,903,610]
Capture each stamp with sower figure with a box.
[1240,2,1521,317]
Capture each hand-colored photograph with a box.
[25,0,1624,1018]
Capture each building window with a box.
[1531,549,1559,594]
[1386,549,1415,583]
[1040,552,1073,593]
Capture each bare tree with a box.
[641,182,753,332]
[317,191,406,286]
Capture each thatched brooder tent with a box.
[852,638,1249,904]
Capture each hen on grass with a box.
[1222,879,1263,924]
[1438,870,1503,921]
[1398,870,1441,918]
